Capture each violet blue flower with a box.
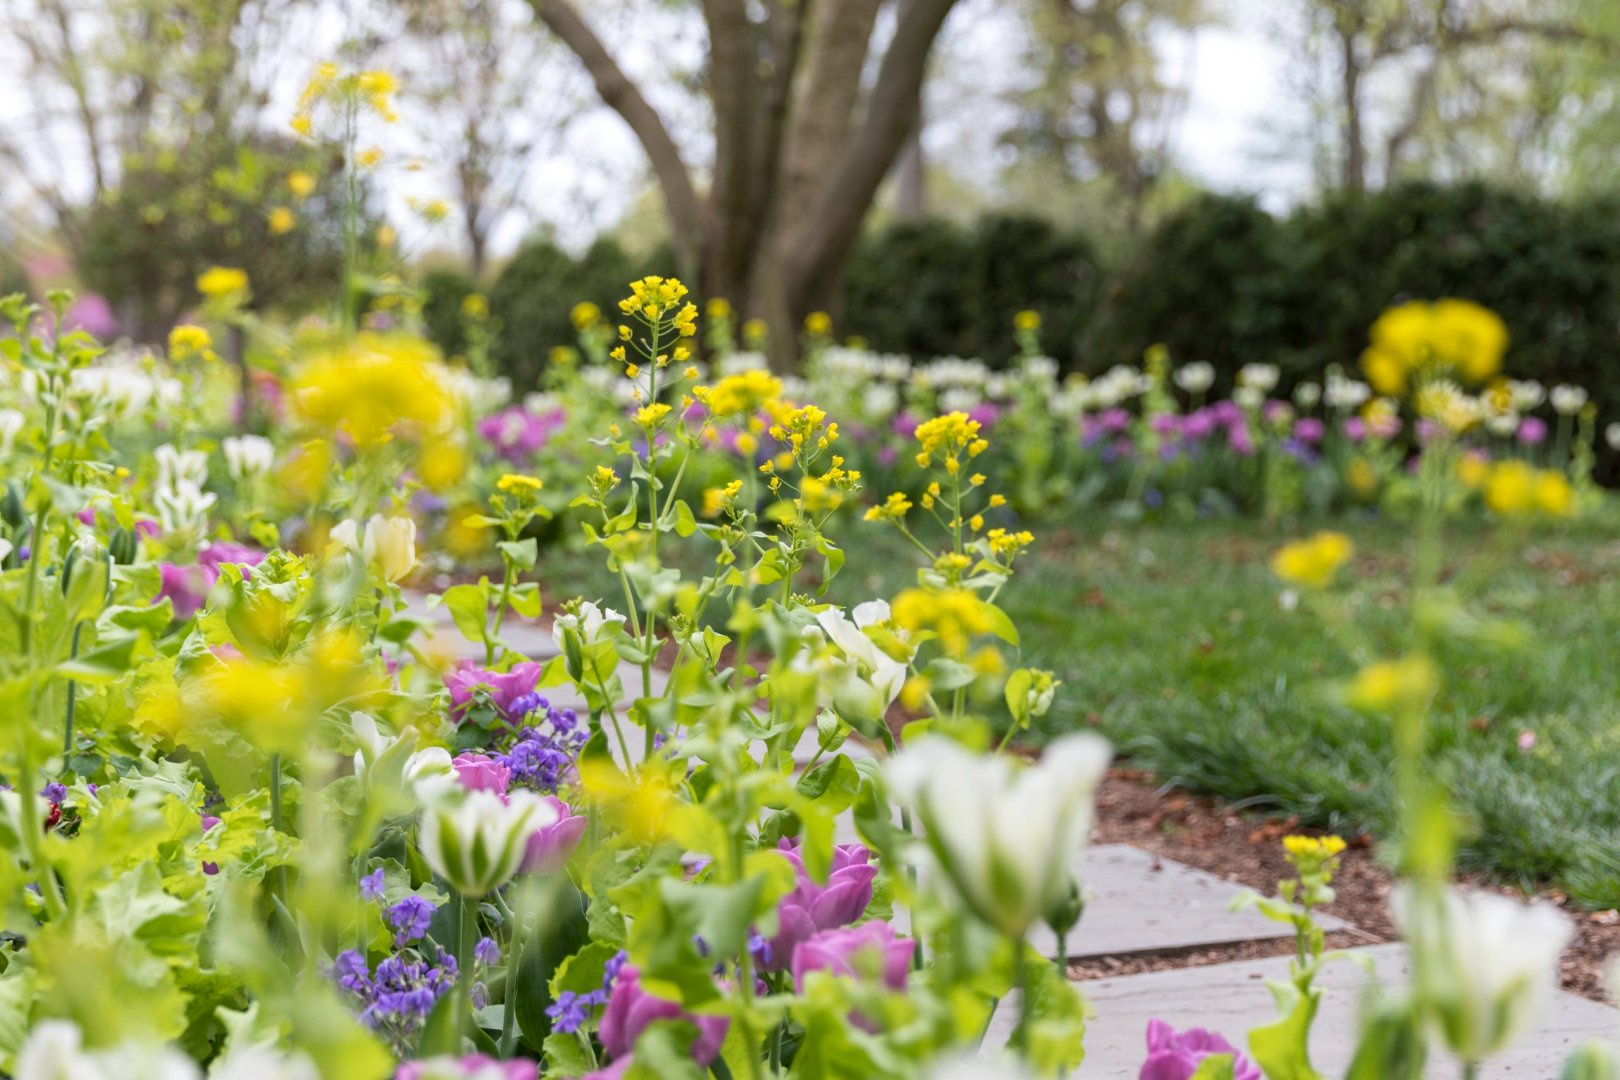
[360,868,387,901]
[598,963,728,1067]
[386,896,437,947]
[1139,1020,1261,1080]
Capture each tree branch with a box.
[529,0,703,270]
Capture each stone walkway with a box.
[408,595,1618,1076]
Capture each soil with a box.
[1087,767,1620,1003]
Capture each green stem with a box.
[457,893,478,1039]
[1009,939,1031,1055]
[63,621,83,755]
[270,753,289,903]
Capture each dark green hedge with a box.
[470,184,1620,426]
[1088,183,1620,412]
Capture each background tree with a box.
[530,0,964,367]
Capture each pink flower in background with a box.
[891,412,921,439]
[1343,417,1367,442]
[1098,407,1131,435]
[452,753,511,795]
[966,403,1001,429]
[763,837,878,970]
[1227,422,1255,456]
[521,796,587,873]
[1517,416,1548,446]
[1293,418,1325,444]
[65,293,118,338]
[1263,400,1292,424]
[198,541,265,576]
[597,963,728,1067]
[790,921,914,993]
[157,563,211,620]
[1150,413,1182,437]
[478,407,565,463]
[444,660,544,722]
[1518,730,1538,753]
[1139,1020,1261,1080]
[1182,409,1216,440]
[1210,400,1243,426]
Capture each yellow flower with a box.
[287,170,317,198]
[988,494,1007,509]
[986,528,1034,559]
[707,370,782,419]
[1361,299,1508,397]
[804,311,832,337]
[618,276,689,320]
[864,491,913,523]
[1347,656,1437,714]
[496,473,543,494]
[707,297,732,320]
[377,224,397,248]
[1534,471,1574,517]
[197,266,249,298]
[357,147,384,168]
[1482,460,1536,515]
[418,441,468,492]
[167,324,213,360]
[291,332,459,447]
[290,114,313,138]
[634,403,672,428]
[1455,453,1490,490]
[892,587,993,658]
[1271,531,1353,589]
[1013,309,1041,332]
[268,206,296,235]
[571,302,601,330]
[913,412,984,463]
[462,293,489,320]
[1346,457,1378,499]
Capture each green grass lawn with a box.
[534,513,1620,908]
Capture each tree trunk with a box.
[1339,21,1366,195]
[894,121,927,221]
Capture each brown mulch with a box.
[1087,767,1620,1003]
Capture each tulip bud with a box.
[1042,874,1084,945]
[1562,1042,1620,1080]
[2,481,26,528]
[419,789,556,898]
[362,513,417,583]
[108,526,138,565]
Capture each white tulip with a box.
[351,711,456,803]
[887,732,1112,937]
[1606,423,1620,452]
[550,600,626,652]
[419,788,556,898]
[14,1020,200,1080]
[362,514,417,583]
[1238,362,1279,392]
[1509,379,1546,411]
[209,1047,320,1080]
[327,519,359,555]
[1293,381,1321,409]
[1173,361,1215,394]
[154,482,217,536]
[221,435,274,482]
[0,408,24,456]
[154,443,209,491]
[1551,384,1589,415]
[0,538,11,564]
[1486,411,1521,438]
[815,600,909,708]
[1233,385,1264,410]
[1393,884,1572,1064]
[1324,374,1371,410]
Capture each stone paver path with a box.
[984,942,1617,1077]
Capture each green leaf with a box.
[498,537,539,571]
[57,634,141,682]
[542,1031,598,1078]
[437,582,492,645]
[514,882,591,1048]
[1190,1056,1238,1080]
[981,601,1019,646]
[1248,981,1324,1080]
[672,499,697,538]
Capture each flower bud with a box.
[419,789,556,898]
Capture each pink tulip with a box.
[598,963,728,1067]
[791,921,914,993]
[521,796,587,873]
[452,753,511,795]
[763,838,877,971]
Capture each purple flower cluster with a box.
[546,949,627,1034]
[497,707,586,792]
[443,661,588,793]
[333,947,459,1051]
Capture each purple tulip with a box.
[1150,413,1182,437]
[597,963,729,1067]
[763,838,877,971]
[1293,417,1325,444]
[1210,399,1243,425]
[791,921,914,993]
[157,563,210,620]
[1227,422,1255,457]
[1098,407,1131,434]
[1343,417,1367,442]
[444,661,544,723]
[65,293,118,338]
[1182,409,1216,440]
[1517,416,1549,446]
[521,796,587,873]
[396,1054,539,1080]
[198,541,266,576]
[1139,1020,1261,1080]
[452,753,511,795]
[478,407,566,464]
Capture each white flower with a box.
[154,443,209,491]
[1324,373,1371,409]
[550,600,626,652]
[419,788,556,898]
[362,514,417,583]
[328,519,359,554]
[154,481,217,536]
[815,600,909,712]
[0,538,11,564]
[1486,411,1520,438]
[1238,362,1279,392]
[1233,385,1264,410]
[1606,423,1620,452]
[1509,379,1546,411]
[1293,381,1321,409]
[221,435,274,482]
[14,1020,200,1080]
[887,732,1111,937]
[351,712,455,803]
[209,1047,320,1080]
[1172,361,1215,394]
[0,408,24,456]
[1392,884,1572,1064]
[921,1054,1039,1080]
[1551,384,1589,415]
